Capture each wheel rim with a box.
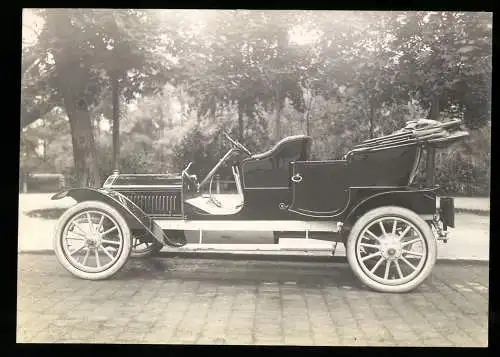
[132,237,158,254]
[355,216,428,286]
[61,210,124,273]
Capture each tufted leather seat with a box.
[250,135,312,160]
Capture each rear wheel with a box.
[53,201,132,280]
[346,206,437,293]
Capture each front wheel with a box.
[53,201,132,280]
[346,206,437,293]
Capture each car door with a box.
[288,160,350,217]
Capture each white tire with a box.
[53,201,132,280]
[346,206,437,293]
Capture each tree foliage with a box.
[22,9,181,186]
[21,10,491,195]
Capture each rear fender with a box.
[52,188,165,245]
[344,189,437,227]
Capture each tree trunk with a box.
[43,140,47,163]
[178,87,186,120]
[369,102,375,139]
[430,96,440,120]
[50,14,100,187]
[274,88,281,141]
[111,72,120,172]
[42,117,47,162]
[160,102,169,130]
[157,98,164,165]
[95,115,101,148]
[66,100,101,188]
[196,109,201,125]
[210,100,216,122]
[305,90,313,136]
[237,101,244,142]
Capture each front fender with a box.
[52,187,165,245]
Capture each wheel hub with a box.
[380,234,402,260]
[85,233,101,247]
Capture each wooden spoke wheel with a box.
[346,206,437,293]
[53,201,132,280]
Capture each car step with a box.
[163,239,343,253]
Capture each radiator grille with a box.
[119,191,181,216]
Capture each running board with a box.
[156,220,343,232]
[162,240,343,254]
[175,240,336,251]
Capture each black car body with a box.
[51,118,467,292]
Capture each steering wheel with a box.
[223,132,252,156]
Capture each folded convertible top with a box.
[346,118,469,158]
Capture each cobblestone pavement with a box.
[16,254,489,346]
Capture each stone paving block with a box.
[420,338,454,347]
[283,321,310,333]
[284,335,314,346]
[340,336,369,346]
[335,324,364,338]
[31,325,71,342]
[226,326,254,336]
[196,335,228,344]
[145,326,174,341]
[254,338,284,346]
[142,333,171,345]
[254,326,282,336]
[17,327,41,343]
[200,324,227,337]
[363,338,393,346]
[224,335,253,345]
[89,327,126,341]
[311,333,340,346]
[16,311,38,325]
[113,330,149,344]
[60,327,97,342]
[18,321,48,338]
[129,314,159,324]
[48,317,82,329]
[170,331,199,344]
[175,322,204,336]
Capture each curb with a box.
[18,249,489,265]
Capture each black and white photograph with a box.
[18,9,491,346]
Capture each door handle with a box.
[291,173,303,183]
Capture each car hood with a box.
[103,173,182,188]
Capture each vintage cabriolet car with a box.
[51,118,468,293]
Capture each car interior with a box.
[183,134,312,215]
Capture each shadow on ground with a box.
[114,257,377,292]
